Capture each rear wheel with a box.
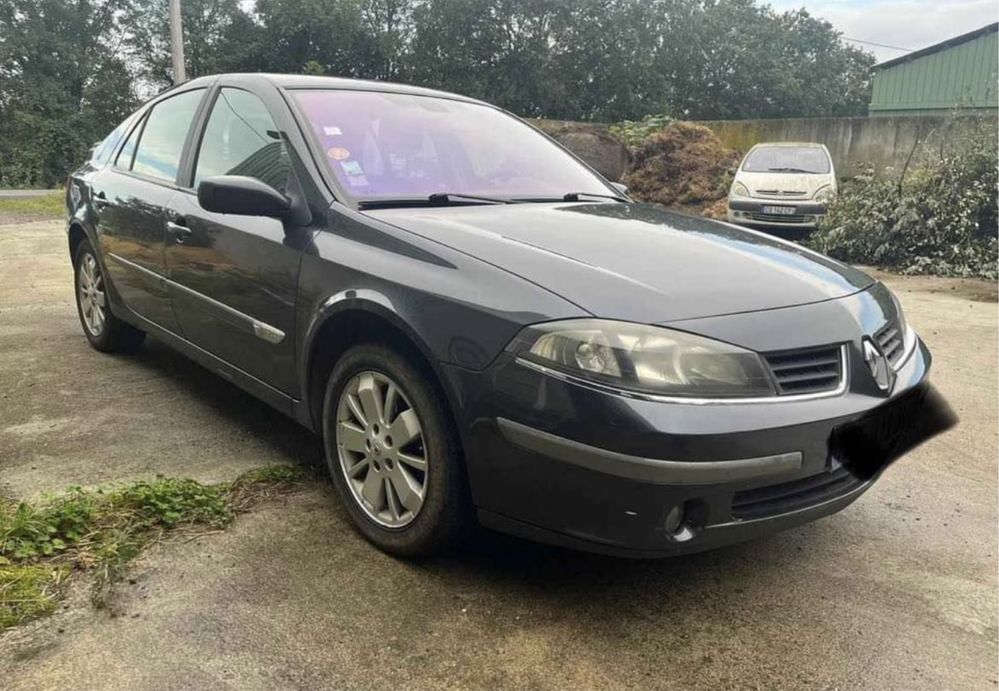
[74,239,145,353]
[322,343,469,557]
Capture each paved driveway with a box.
[1,220,996,689]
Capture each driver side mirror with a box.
[197,175,291,219]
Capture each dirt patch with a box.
[622,122,740,214]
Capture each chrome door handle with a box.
[166,220,192,243]
[93,192,110,209]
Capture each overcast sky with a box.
[768,0,999,62]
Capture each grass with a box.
[0,192,64,218]
[0,465,311,630]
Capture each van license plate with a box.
[762,205,796,215]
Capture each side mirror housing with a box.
[197,175,291,219]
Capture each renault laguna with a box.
[65,74,953,558]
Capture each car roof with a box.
[750,142,827,149]
[171,73,486,106]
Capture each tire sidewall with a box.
[321,344,463,557]
[73,240,111,351]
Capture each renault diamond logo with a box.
[863,339,894,393]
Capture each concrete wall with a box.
[695,114,998,176]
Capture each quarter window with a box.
[194,88,290,192]
[131,89,205,182]
[114,115,144,170]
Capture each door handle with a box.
[93,191,110,209]
[166,219,192,244]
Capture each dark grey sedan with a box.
[65,74,953,558]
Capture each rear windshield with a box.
[742,146,830,174]
[292,89,610,201]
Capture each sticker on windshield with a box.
[340,160,369,187]
[323,126,343,136]
[327,146,351,161]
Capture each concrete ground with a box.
[1,219,996,689]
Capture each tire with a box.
[322,343,470,557]
[74,239,145,353]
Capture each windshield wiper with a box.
[358,193,513,210]
[561,191,628,202]
[428,192,512,205]
[766,167,814,173]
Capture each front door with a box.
[165,87,306,395]
[96,88,206,333]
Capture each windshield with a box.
[292,90,611,201]
[742,146,830,174]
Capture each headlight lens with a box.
[814,185,835,204]
[511,320,776,398]
[888,288,916,357]
[731,182,750,198]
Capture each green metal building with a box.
[869,23,998,116]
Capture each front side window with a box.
[742,146,830,174]
[194,88,290,192]
[293,90,610,201]
[131,89,205,182]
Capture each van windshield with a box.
[292,89,611,202]
[742,146,830,174]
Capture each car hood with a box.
[735,171,834,198]
[367,202,873,323]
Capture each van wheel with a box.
[322,343,469,557]
[74,239,145,353]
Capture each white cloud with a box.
[768,0,998,61]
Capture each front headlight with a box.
[888,289,916,359]
[814,185,835,204]
[731,182,750,198]
[509,319,776,398]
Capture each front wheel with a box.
[74,239,145,353]
[322,344,470,557]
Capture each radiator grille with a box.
[763,345,843,395]
[750,212,810,224]
[875,320,905,365]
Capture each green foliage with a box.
[0,193,65,218]
[809,118,998,280]
[610,114,675,146]
[0,466,305,628]
[0,565,68,629]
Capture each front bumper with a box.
[442,320,953,557]
[727,199,827,228]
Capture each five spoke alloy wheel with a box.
[78,252,106,337]
[335,370,429,528]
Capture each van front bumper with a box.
[727,199,827,228]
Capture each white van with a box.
[726,142,836,230]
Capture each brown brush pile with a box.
[622,122,740,218]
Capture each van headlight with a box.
[815,185,835,204]
[509,320,775,398]
[731,182,750,198]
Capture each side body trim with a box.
[107,252,286,344]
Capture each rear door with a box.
[95,87,206,333]
[164,86,305,394]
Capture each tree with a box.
[0,0,139,186]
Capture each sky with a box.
[767,0,999,62]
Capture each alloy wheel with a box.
[335,370,429,528]
[78,253,106,337]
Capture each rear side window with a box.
[194,88,290,192]
[92,114,138,167]
[114,116,144,170]
[131,89,205,182]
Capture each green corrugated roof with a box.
[870,23,998,114]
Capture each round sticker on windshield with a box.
[327,147,351,161]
